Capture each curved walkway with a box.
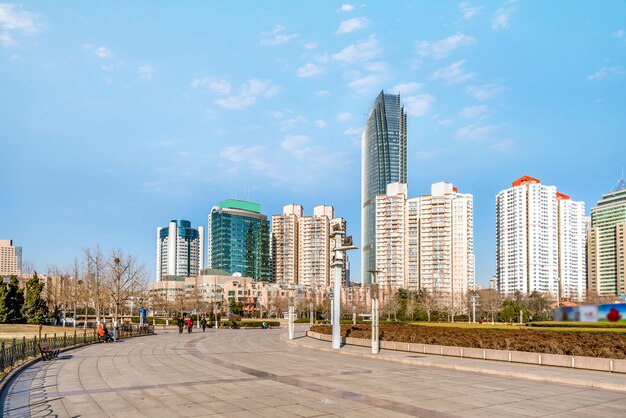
[2,327,626,417]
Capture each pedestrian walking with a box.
[201,317,207,332]
[186,317,193,333]
[177,317,184,334]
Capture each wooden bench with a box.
[38,342,60,361]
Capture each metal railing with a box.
[0,324,154,374]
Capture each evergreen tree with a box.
[22,273,48,324]
[4,275,24,323]
[0,279,8,323]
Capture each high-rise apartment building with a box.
[587,182,626,296]
[156,220,204,281]
[271,204,303,284]
[416,182,475,299]
[362,91,407,287]
[375,183,408,289]
[271,205,347,287]
[496,176,586,299]
[0,240,22,276]
[373,182,475,307]
[208,200,271,282]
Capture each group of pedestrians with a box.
[177,317,210,333]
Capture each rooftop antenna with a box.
[613,167,626,192]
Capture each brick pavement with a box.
[2,326,626,417]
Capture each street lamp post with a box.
[369,270,381,354]
[288,288,295,340]
[331,229,358,350]
[309,302,314,327]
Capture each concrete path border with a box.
[284,332,626,393]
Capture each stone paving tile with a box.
[277,403,327,417]
[4,329,626,417]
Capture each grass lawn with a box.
[0,324,83,341]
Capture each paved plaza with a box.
[2,327,626,417]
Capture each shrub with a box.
[310,323,626,359]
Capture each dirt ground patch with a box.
[311,324,626,359]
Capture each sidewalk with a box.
[284,331,626,393]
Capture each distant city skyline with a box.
[2,1,625,286]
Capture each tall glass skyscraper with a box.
[208,200,271,282]
[361,91,407,286]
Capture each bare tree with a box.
[84,246,106,323]
[478,289,502,324]
[106,249,147,325]
[418,290,439,322]
[406,292,418,321]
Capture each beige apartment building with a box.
[373,182,475,309]
[0,240,22,276]
[271,204,347,287]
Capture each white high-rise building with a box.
[0,240,22,276]
[156,220,204,281]
[271,205,303,285]
[559,197,587,300]
[373,182,475,306]
[496,176,586,299]
[272,204,347,287]
[375,183,408,289]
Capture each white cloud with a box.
[415,33,475,59]
[191,76,232,94]
[303,41,318,49]
[214,79,281,110]
[337,112,351,122]
[416,149,444,160]
[297,63,325,78]
[391,82,422,94]
[459,104,488,118]
[332,35,381,64]
[614,29,624,39]
[278,115,307,132]
[340,4,355,12]
[314,119,328,128]
[95,46,112,58]
[430,60,475,84]
[458,1,483,19]
[315,90,330,97]
[137,64,155,81]
[491,139,514,154]
[0,3,41,46]
[404,94,435,117]
[348,73,389,95]
[492,0,517,31]
[84,44,113,58]
[337,17,369,34]
[456,124,499,139]
[587,66,625,81]
[260,25,299,46]
[281,135,310,152]
[467,83,506,100]
[344,127,362,137]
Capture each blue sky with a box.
[1,1,625,286]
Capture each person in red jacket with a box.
[185,317,193,333]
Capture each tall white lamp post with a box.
[288,288,295,340]
[369,269,381,354]
[331,228,358,350]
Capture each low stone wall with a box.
[307,330,626,374]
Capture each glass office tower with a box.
[361,91,407,286]
[208,200,271,282]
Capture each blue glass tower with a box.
[208,200,271,282]
[361,91,407,286]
